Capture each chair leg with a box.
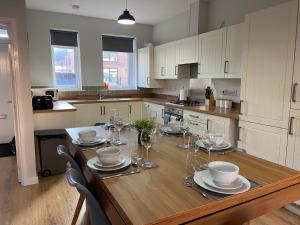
[71,194,85,225]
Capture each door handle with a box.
[288,117,295,135]
[197,63,201,75]
[175,65,178,76]
[291,83,298,102]
[100,106,102,115]
[238,126,242,141]
[147,77,149,85]
[7,101,12,104]
[161,109,164,118]
[0,114,7,119]
[240,100,244,115]
[206,119,210,132]
[189,114,199,119]
[129,105,132,114]
[224,60,229,73]
[104,106,106,115]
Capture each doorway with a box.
[0,24,16,157]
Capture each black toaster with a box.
[32,96,53,110]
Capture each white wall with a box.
[27,9,153,87]
[0,0,37,185]
[207,0,291,30]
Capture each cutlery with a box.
[183,175,210,199]
[217,149,237,155]
[101,170,140,180]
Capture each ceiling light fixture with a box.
[118,0,135,25]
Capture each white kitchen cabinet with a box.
[103,102,129,122]
[73,103,101,127]
[238,121,287,165]
[183,110,237,146]
[177,35,198,65]
[225,23,244,78]
[240,1,298,129]
[154,45,166,79]
[143,102,165,125]
[198,28,227,78]
[164,41,178,79]
[34,111,76,130]
[291,2,300,110]
[138,46,163,88]
[128,102,142,122]
[286,110,300,171]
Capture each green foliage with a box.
[132,119,155,133]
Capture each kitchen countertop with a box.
[33,97,240,120]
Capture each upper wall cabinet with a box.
[154,45,166,79]
[198,28,227,78]
[177,36,198,65]
[240,0,298,129]
[291,1,300,110]
[138,46,163,88]
[225,23,244,78]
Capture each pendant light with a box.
[118,0,136,25]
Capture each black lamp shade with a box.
[118,10,136,25]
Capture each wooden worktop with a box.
[33,97,240,120]
[67,126,300,225]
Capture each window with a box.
[102,35,136,90]
[50,30,81,90]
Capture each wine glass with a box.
[140,129,157,169]
[107,127,118,145]
[114,116,124,145]
[110,109,120,125]
[178,120,190,149]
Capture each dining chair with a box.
[66,168,111,225]
[57,145,85,225]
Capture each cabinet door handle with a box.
[129,105,132,114]
[291,83,298,102]
[100,106,102,115]
[288,117,295,135]
[189,114,199,119]
[161,109,164,118]
[190,121,199,126]
[160,67,163,76]
[238,126,242,141]
[104,106,106,115]
[147,77,149,85]
[206,119,210,132]
[240,100,244,115]
[0,114,7,119]
[224,60,229,74]
[175,65,178,76]
[197,63,201,74]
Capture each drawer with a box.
[184,110,207,124]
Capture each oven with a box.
[164,106,183,125]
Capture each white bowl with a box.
[78,130,96,141]
[208,161,239,184]
[96,147,120,165]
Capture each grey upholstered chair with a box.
[66,168,111,225]
[57,145,85,225]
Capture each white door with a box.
[225,24,244,78]
[0,42,14,143]
[178,36,198,64]
[128,102,142,122]
[238,120,287,165]
[240,1,297,129]
[286,110,300,171]
[154,45,166,79]
[164,42,177,79]
[198,28,227,79]
[138,47,149,88]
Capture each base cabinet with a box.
[286,110,300,171]
[238,121,287,165]
[143,102,165,125]
[73,103,101,127]
[128,102,142,122]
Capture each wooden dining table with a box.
[66,126,300,225]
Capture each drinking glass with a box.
[129,143,143,165]
[110,109,120,125]
[140,129,157,168]
[178,120,190,149]
[114,117,124,145]
[107,127,118,145]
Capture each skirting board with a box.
[22,176,39,186]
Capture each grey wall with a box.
[27,10,153,87]
[207,0,291,30]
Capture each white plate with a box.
[78,136,104,143]
[201,173,243,190]
[72,138,106,146]
[94,155,126,168]
[195,140,232,151]
[87,155,131,171]
[193,170,251,195]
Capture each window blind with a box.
[102,35,134,53]
[50,29,78,47]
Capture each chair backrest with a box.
[57,145,82,172]
[66,168,111,225]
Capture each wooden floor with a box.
[0,156,299,225]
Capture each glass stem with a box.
[183,132,186,146]
[208,148,211,163]
[146,148,149,161]
[118,130,121,142]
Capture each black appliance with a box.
[167,99,205,107]
[164,106,183,125]
[32,95,53,110]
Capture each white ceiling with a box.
[25,0,197,25]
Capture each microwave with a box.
[31,88,58,100]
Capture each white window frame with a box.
[51,45,82,91]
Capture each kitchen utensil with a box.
[87,155,131,171]
[96,146,120,165]
[208,161,239,184]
